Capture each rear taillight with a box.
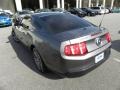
[64,42,88,56]
[105,33,111,43]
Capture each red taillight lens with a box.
[64,45,72,56]
[71,44,80,55]
[64,42,88,56]
[105,33,111,43]
[79,42,88,55]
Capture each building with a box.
[0,0,16,12]
[0,0,119,13]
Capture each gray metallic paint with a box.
[12,13,111,74]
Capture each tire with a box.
[32,48,46,73]
[11,31,19,42]
[88,13,91,16]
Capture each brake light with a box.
[105,33,111,43]
[64,42,88,56]
[64,45,72,56]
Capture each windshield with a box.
[39,14,91,34]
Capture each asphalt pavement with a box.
[0,13,120,90]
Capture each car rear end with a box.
[60,27,111,74]
[91,7,102,15]
[38,13,111,75]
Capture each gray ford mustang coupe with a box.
[12,12,111,75]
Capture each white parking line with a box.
[114,58,120,63]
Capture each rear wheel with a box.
[12,31,19,42]
[32,48,46,73]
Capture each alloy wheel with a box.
[33,48,45,72]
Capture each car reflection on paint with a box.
[68,8,87,17]
[0,13,12,27]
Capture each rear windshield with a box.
[39,14,91,33]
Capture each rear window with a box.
[91,7,100,9]
[39,14,91,33]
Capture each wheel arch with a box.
[30,44,35,51]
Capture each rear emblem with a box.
[95,38,101,46]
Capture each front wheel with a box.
[33,48,46,73]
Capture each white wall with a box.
[39,0,43,9]
[15,0,22,11]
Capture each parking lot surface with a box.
[0,13,120,90]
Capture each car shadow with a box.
[112,40,120,52]
[8,35,64,80]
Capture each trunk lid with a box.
[55,26,108,53]
[55,26,101,42]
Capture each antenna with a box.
[99,10,106,27]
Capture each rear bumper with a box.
[64,47,111,75]
[48,46,111,76]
